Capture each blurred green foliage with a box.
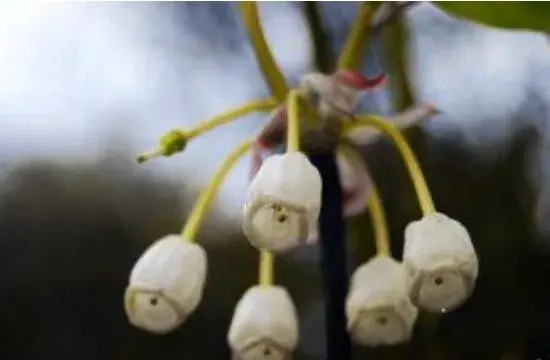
[435,2,550,33]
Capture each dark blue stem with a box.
[309,151,351,360]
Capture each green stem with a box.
[381,2,414,111]
[238,2,289,102]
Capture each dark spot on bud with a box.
[377,316,388,325]
[434,276,443,286]
[150,297,158,306]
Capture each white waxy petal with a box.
[228,286,299,360]
[346,256,418,347]
[403,212,479,313]
[124,234,207,334]
[243,152,322,253]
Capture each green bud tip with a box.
[136,154,149,164]
[159,129,188,156]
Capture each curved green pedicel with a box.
[238,2,289,102]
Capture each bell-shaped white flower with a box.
[403,212,479,313]
[346,256,418,347]
[243,152,322,252]
[124,234,207,334]
[228,285,299,360]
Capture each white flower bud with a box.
[346,256,418,347]
[403,212,479,313]
[243,152,322,253]
[228,285,299,360]
[124,235,207,334]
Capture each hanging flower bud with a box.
[346,256,418,347]
[403,212,479,313]
[124,235,207,334]
[228,285,299,360]
[243,152,322,253]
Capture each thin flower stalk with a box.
[339,142,390,257]
[345,115,436,215]
[181,140,253,242]
[367,181,391,257]
[186,98,278,139]
[137,99,276,163]
[258,89,304,287]
[381,2,414,111]
[337,2,378,71]
[286,89,302,153]
[238,2,288,102]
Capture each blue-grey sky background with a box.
[0,1,548,230]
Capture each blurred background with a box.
[0,2,549,359]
